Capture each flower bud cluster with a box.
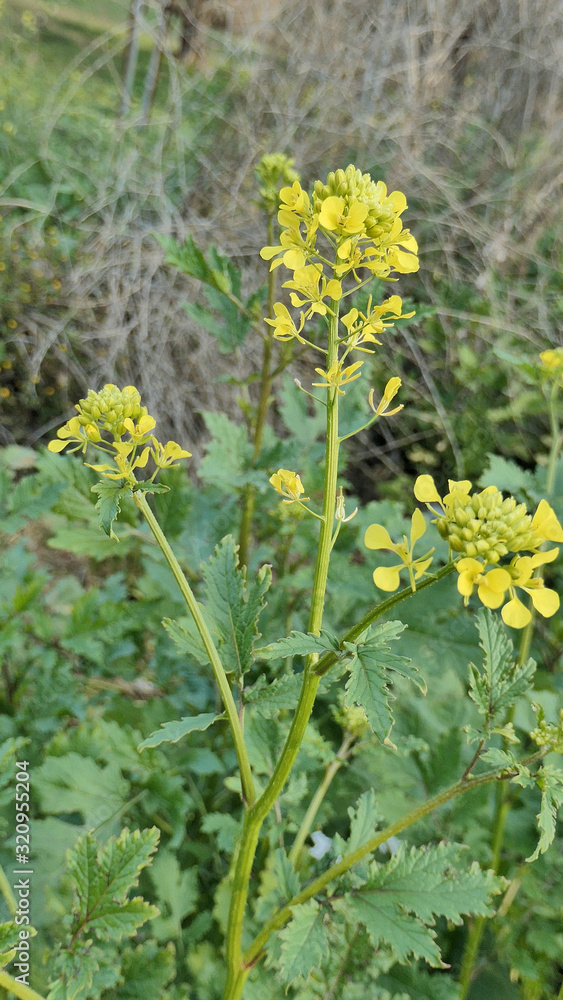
[435,487,536,563]
[312,165,406,241]
[76,384,148,438]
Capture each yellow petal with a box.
[373,565,402,591]
[457,571,476,598]
[532,499,563,542]
[447,479,472,495]
[365,524,394,550]
[414,475,441,503]
[528,586,560,618]
[502,598,531,629]
[47,439,69,453]
[410,507,427,545]
[387,247,419,273]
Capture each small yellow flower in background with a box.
[269,469,309,505]
[501,550,560,629]
[264,302,306,342]
[7,319,17,329]
[255,154,299,215]
[282,265,342,319]
[365,508,434,592]
[455,559,511,610]
[312,360,364,396]
[538,347,563,386]
[0,387,10,399]
[368,377,403,417]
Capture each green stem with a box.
[458,382,561,1000]
[288,735,354,866]
[223,301,342,999]
[0,972,47,1000]
[242,755,544,969]
[238,216,276,568]
[0,864,17,916]
[133,491,255,807]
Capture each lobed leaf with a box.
[469,609,535,726]
[527,765,563,862]
[277,900,330,982]
[254,629,340,661]
[91,481,132,540]
[138,712,220,751]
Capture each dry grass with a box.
[6,0,562,450]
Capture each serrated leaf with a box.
[201,535,271,678]
[201,812,241,852]
[527,764,563,862]
[243,672,303,716]
[157,233,212,282]
[199,412,265,490]
[91,481,131,539]
[48,948,102,1000]
[336,842,503,968]
[36,753,129,826]
[66,828,159,943]
[112,941,176,1000]
[344,621,422,746]
[162,615,211,667]
[133,481,170,494]
[137,712,220,750]
[0,921,34,969]
[254,629,339,661]
[346,789,384,854]
[479,454,537,499]
[468,609,536,726]
[278,900,330,982]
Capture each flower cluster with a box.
[413,475,562,628]
[48,384,191,483]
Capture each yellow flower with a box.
[151,439,192,470]
[455,558,511,609]
[531,498,563,544]
[368,377,403,417]
[312,361,364,396]
[264,302,306,342]
[539,348,563,386]
[318,197,369,236]
[341,295,415,352]
[48,416,91,454]
[279,180,310,216]
[282,265,342,319]
[365,508,434,592]
[86,441,151,481]
[269,469,309,505]
[123,414,156,444]
[501,550,560,629]
[260,226,311,272]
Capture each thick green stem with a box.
[0,972,47,1000]
[222,303,341,998]
[243,755,544,969]
[133,491,255,807]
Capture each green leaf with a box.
[0,921,35,969]
[254,629,340,661]
[336,842,503,968]
[344,621,423,747]
[202,535,271,678]
[527,764,563,862]
[137,712,220,751]
[243,672,304,716]
[346,789,384,854]
[201,812,241,852]
[479,454,537,499]
[66,827,160,941]
[36,753,130,826]
[199,412,264,491]
[277,900,330,982]
[156,233,212,283]
[112,941,176,1000]
[91,481,132,540]
[468,609,535,726]
[47,526,136,559]
[162,615,211,667]
[133,481,170,494]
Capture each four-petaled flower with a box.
[364,508,434,592]
[368,377,403,417]
[282,265,342,319]
[318,197,369,236]
[48,416,94,454]
[312,361,364,395]
[151,439,192,470]
[502,550,560,629]
[269,469,309,505]
[455,558,511,610]
[264,302,306,342]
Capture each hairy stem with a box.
[133,491,255,806]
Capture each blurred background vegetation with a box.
[1,0,561,492]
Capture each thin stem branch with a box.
[133,491,255,807]
[243,753,545,969]
[0,972,47,1000]
[288,734,354,866]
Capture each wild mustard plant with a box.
[6,164,561,1000]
